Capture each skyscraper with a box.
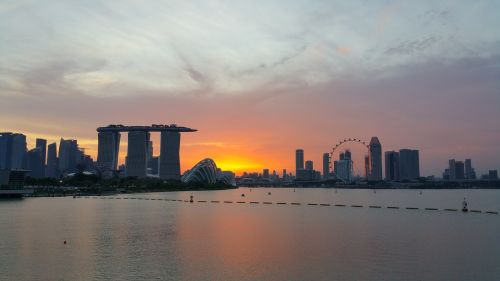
[36,138,47,175]
[97,131,121,174]
[58,138,78,174]
[399,149,420,180]
[10,134,27,169]
[368,137,382,181]
[295,149,304,172]
[0,132,13,169]
[46,142,58,178]
[126,131,150,177]
[334,150,352,182]
[35,139,47,165]
[465,159,473,179]
[322,153,330,179]
[27,148,44,178]
[455,161,465,180]
[448,159,456,180]
[305,160,313,171]
[384,151,400,181]
[159,131,181,180]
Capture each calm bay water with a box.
[1,188,499,281]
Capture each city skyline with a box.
[2,128,498,179]
[1,1,500,175]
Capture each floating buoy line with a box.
[66,195,500,216]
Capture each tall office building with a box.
[10,134,27,169]
[27,148,44,178]
[0,132,13,169]
[455,161,465,180]
[368,137,382,181]
[385,151,400,181]
[448,159,456,180]
[58,139,78,174]
[35,139,47,165]
[322,153,330,179]
[36,138,47,175]
[126,131,150,177]
[399,149,420,180]
[305,160,313,171]
[46,143,58,178]
[159,131,181,180]
[282,169,287,179]
[295,149,304,171]
[465,159,473,179]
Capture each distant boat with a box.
[268,192,271,195]
[241,193,245,197]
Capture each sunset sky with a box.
[1,0,499,176]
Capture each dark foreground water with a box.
[1,188,499,281]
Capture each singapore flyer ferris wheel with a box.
[329,138,371,180]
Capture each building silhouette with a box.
[45,143,58,178]
[97,125,196,179]
[385,151,400,181]
[334,149,352,182]
[27,147,44,178]
[58,139,78,174]
[455,161,465,180]
[0,132,14,169]
[295,149,304,171]
[126,131,150,177]
[305,160,313,171]
[36,138,47,175]
[448,159,456,180]
[159,131,181,180]
[10,134,27,169]
[322,153,330,179]
[368,137,382,181]
[97,131,120,175]
[263,169,270,178]
[399,149,420,180]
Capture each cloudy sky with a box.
[1,0,499,176]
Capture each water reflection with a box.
[0,189,499,281]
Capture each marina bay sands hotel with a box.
[97,124,197,179]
